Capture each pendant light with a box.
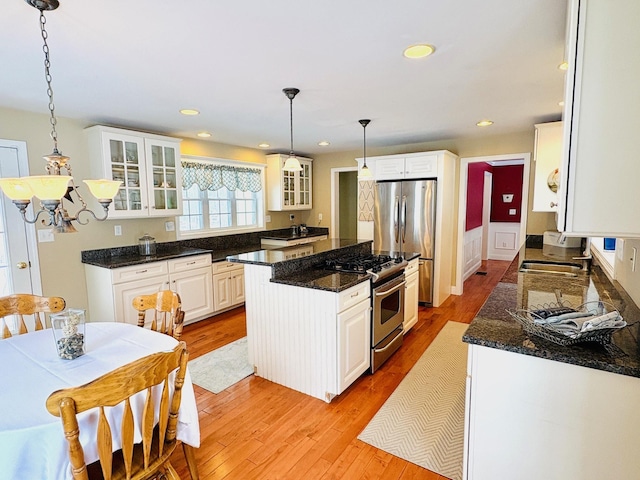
[359,119,372,178]
[282,88,303,172]
[0,0,121,233]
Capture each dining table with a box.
[0,322,200,480]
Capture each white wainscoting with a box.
[487,222,520,261]
[463,227,483,281]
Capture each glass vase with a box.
[51,309,86,360]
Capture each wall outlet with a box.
[165,221,175,232]
[289,214,295,221]
[37,229,54,243]
[114,225,122,236]
[318,213,323,221]
[265,215,271,223]
[508,208,517,215]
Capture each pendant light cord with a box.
[289,96,294,157]
[39,10,60,153]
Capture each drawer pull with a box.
[350,291,360,298]
[136,269,148,274]
[187,261,196,265]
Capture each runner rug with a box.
[188,337,253,394]
[358,321,468,480]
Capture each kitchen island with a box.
[462,237,640,480]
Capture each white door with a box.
[0,141,41,295]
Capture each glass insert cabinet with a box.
[266,154,313,211]
[85,126,183,218]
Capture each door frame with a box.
[453,152,530,295]
[0,139,42,294]
[330,166,358,238]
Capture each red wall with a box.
[490,164,524,223]
[466,162,492,231]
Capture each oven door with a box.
[372,274,406,346]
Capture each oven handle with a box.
[373,328,404,353]
[374,278,406,297]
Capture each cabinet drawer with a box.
[169,254,211,273]
[212,260,243,274]
[338,281,370,313]
[111,261,168,284]
[405,258,419,275]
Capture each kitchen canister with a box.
[138,233,157,256]
[51,309,85,360]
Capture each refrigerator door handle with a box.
[401,195,407,244]
[394,196,400,243]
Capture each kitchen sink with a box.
[519,261,584,277]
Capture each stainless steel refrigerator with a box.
[373,179,436,305]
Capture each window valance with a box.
[181,161,262,192]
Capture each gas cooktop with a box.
[324,254,407,282]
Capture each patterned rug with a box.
[188,337,253,394]
[358,321,468,480]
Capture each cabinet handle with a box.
[136,269,148,274]
[187,261,196,266]
[550,202,558,208]
[350,291,360,298]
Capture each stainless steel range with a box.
[325,254,408,372]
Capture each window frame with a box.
[177,155,266,240]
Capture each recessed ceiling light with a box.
[558,61,568,71]
[476,120,494,127]
[196,131,211,138]
[318,140,330,147]
[403,44,436,59]
[180,109,200,116]
[258,143,270,148]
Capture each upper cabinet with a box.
[266,154,312,211]
[532,121,562,213]
[85,125,183,219]
[558,0,640,236]
[369,152,438,181]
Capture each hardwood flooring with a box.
[171,260,509,479]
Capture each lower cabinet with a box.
[403,258,420,333]
[243,263,371,402]
[212,261,245,312]
[85,254,214,325]
[337,290,371,393]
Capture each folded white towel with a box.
[581,311,626,332]
[534,311,593,325]
[545,311,626,338]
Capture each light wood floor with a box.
[171,260,509,479]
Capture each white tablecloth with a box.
[0,322,200,480]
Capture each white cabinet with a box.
[532,122,562,212]
[85,125,183,219]
[260,234,327,247]
[403,258,420,333]
[366,152,438,181]
[558,0,640,236]
[266,154,313,211]
[464,344,640,479]
[243,263,371,402]
[85,254,213,325]
[337,292,371,393]
[212,261,245,312]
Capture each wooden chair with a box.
[132,290,184,341]
[0,293,66,339]
[46,342,191,480]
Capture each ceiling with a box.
[1,0,567,156]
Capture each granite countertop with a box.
[463,238,640,378]
[260,231,328,241]
[81,247,213,268]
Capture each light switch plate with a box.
[114,225,122,236]
[37,229,54,243]
[509,208,517,215]
[165,221,175,232]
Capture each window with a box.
[178,157,264,237]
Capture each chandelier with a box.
[0,0,121,233]
[282,88,303,172]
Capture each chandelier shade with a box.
[0,0,121,232]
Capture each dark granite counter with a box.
[463,237,640,378]
[228,239,375,292]
[81,246,212,268]
[260,231,328,241]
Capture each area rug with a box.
[188,337,253,394]
[358,321,468,480]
